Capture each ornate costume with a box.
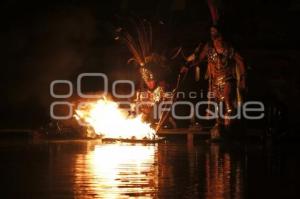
[185,28,246,138]
[183,0,247,139]
[115,20,176,127]
[206,41,236,117]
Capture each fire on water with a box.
[74,98,156,140]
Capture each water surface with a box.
[0,140,298,198]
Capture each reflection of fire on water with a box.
[74,98,156,139]
[74,143,158,199]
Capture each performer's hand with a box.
[186,54,195,62]
[180,66,189,74]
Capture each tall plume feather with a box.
[207,0,220,25]
[116,18,153,66]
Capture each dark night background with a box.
[0,0,300,133]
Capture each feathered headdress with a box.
[115,19,174,83]
[115,18,153,67]
[207,0,222,26]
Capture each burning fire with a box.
[74,98,156,139]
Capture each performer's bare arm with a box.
[234,52,246,90]
[199,43,209,61]
[180,43,208,73]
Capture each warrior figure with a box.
[181,27,246,139]
[115,20,176,128]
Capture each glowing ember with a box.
[74,98,156,139]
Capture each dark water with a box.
[0,140,299,199]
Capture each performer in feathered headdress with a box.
[115,19,178,128]
[181,0,246,140]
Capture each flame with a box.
[74,98,156,139]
